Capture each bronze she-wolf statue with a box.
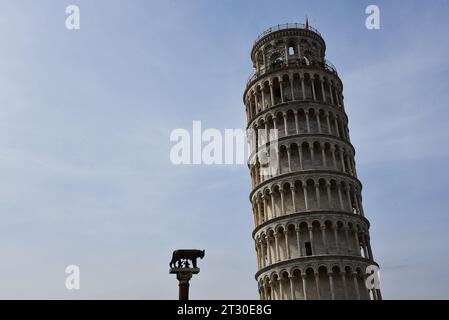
[170,249,205,269]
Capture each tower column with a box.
[284,230,290,259]
[308,226,314,254]
[328,272,335,300]
[333,225,339,253]
[337,184,344,210]
[334,118,340,138]
[331,146,338,169]
[325,112,331,134]
[303,184,309,210]
[280,80,284,103]
[274,232,280,262]
[316,112,322,134]
[353,273,361,300]
[300,76,306,100]
[294,111,299,134]
[341,272,348,299]
[320,225,328,254]
[291,186,297,212]
[311,79,317,101]
[261,88,266,110]
[314,182,321,209]
[279,188,285,215]
[283,112,288,136]
[270,191,277,218]
[298,146,304,170]
[289,276,296,300]
[314,272,321,299]
[329,83,335,105]
[305,111,311,133]
[301,274,308,300]
[295,226,303,256]
[290,77,295,100]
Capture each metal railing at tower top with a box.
[254,23,321,44]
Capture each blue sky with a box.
[0,0,448,299]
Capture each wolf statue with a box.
[170,249,205,269]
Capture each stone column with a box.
[269,82,274,107]
[357,194,364,216]
[289,276,296,300]
[346,154,353,175]
[290,77,295,100]
[305,111,311,133]
[328,272,335,300]
[310,145,315,166]
[346,187,352,212]
[284,231,290,259]
[334,118,340,138]
[331,146,338,169]
[291,186,297,212]
[342,272,348,299]
[366,235,374,260]
[322,146,327,167]
[344,227,350,254]
[329,83,334,105]
[262,195,268,221]
[257,200,262,224]
[279,278,284,299]
[255,244,260,269]
[326,181,332,207]
[339,150,346,173]
[263,284,268,300]
[279,188,285,215]
[303,184,309,210]
[254,92,259,112]
[354,230,360,256]
[311,79,317,101]
[326,113,331,134]
[261,88,266,110]
[177,272,193,300]
[274,232,280,262]
[320,79,326,102]
[270,191,276,218]
[294,111,299,134]
[283,112,288,136]
[308,226,314,254]
[321,225,328,254]
[296,226,302,256]
[300,76,306,100]
[316,112,322,134]
[286,147,292,172]
[301,274,308,300]
[280,80,284,103]
[351,157,358,178]
[353,273,361,300]
[354,190,361,215]
[298,146,304,170]
[333,225,339,253]
[267,237,272,265]
[314,182,321,209]
[361,234,369,259]
[337,185,344,210]
[314,272,321,299]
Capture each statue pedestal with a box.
[169,268,200,300]
[169,268,200,275]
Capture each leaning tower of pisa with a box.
[244,23,381,300]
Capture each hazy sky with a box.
[0,0,448,299]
